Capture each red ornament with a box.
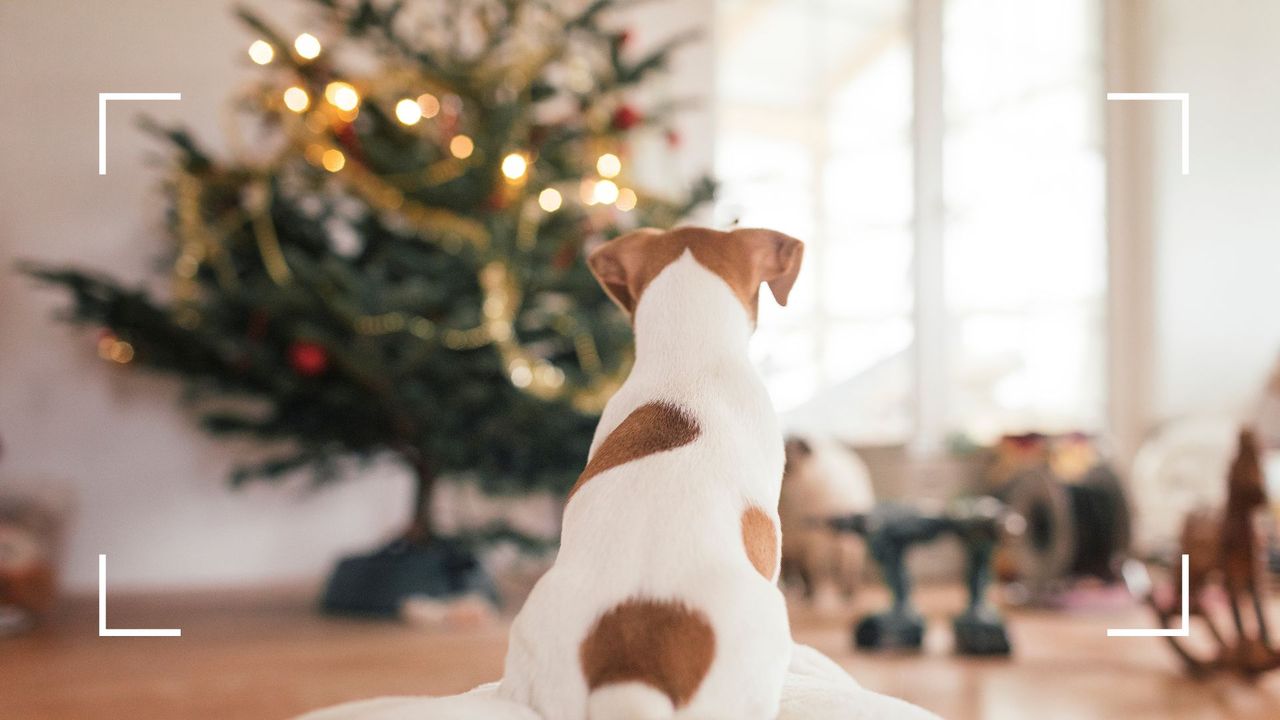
[486,190,510,211]
[665,128,682,148]
[611,104,642,131]
[616,29,633,48]
[334,122,365,164]
[289,341,329,377]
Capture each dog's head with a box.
[586,226,804,326]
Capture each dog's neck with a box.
[630,253,755,377]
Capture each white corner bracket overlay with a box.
[1108,554,1190,638]
[1106,92,1190,175]
[98,92,182,175]
[98,554,182,637]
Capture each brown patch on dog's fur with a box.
[568,402,700,501]
[587,227,804,322]
[741,506,779,581]
[580,598,716,708]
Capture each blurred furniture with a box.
[1130,416,1240,554]
[830,497,1015,656]
[780,436,874,604]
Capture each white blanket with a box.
[297,643,938,720]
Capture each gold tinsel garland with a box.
[169,69,632,412]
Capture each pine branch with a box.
[136,118,215,173]
[615,29,700,86]
[21,0,716,518]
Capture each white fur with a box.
[587,682,675,720]
[294,645,941,720]
[498,252,792,719]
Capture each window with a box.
[714,0,1105,446]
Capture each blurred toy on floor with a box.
[1131,428,1280,676]
[829,496,1019,656]
[779,436,874,609]
[0,437,73,636]
[0,523,54,635]
[986,432,1131,604]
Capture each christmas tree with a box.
[25,0,712,556]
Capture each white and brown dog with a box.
[498,226,804,720]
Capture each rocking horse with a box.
[1147,428,1280,676]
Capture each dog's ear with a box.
[735,229,805,306]
[587,228,664,315]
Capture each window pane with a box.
[943,0,1105,440]
[717,0,914,441]
[820,226,912,318]
[786,319,914,443]
[948,308,1106,440]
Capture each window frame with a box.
[712,0,1117,455]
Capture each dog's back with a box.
[499,227,804,720]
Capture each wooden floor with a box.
[5,585,1280,719]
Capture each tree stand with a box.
[321,537,499,616]
[321,462,499,617]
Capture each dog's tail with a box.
[587,682,675,720]
[580,599,714,720]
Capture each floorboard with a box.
[5,585,1280,719]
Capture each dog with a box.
[498,226,804,720]
[779,436,873,607]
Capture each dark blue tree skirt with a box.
[321,537,500,617]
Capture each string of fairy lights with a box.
[256,32,639,213]
[152,30,643,411]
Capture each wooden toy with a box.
[1145,429,1280,676]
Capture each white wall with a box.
[0,1,417,593]
[0,0,713,593]
[1137,0,1280,422]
